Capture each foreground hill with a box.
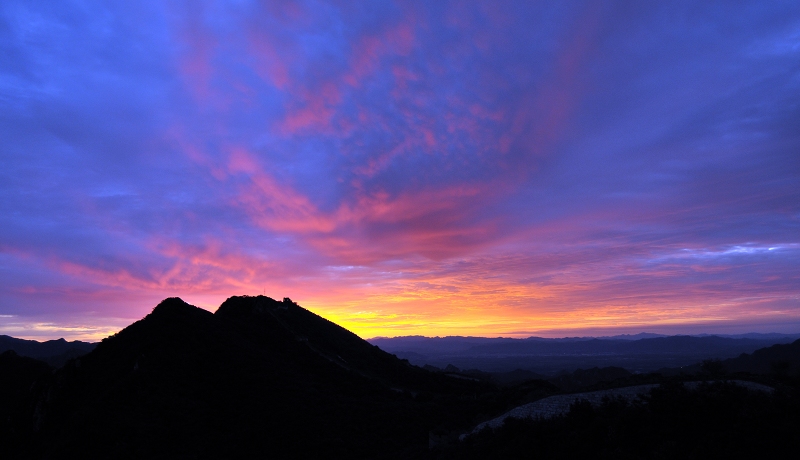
[0,350,52,451]
[9,296,498,459]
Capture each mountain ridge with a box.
[5,296,496,459]
[370,334,800,374]
[0,335,96,368]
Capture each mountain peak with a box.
[215,295,295,319]
[138,298,213,334]
[150,297,208,318]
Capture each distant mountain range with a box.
[0,335,95,367]
[370,332,800,342]
[369,333,800,374]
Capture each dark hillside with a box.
[434,381,800,459]
[724,338,800,375]
[673,338,800,377]
[0,351,52,457]
[428,338,800,458]
[216,296,467,391]
[15,296,498,459]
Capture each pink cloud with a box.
[345,18,417,87]
[502,4,604,161]
[278,85,341,135]
[247,30,291,90]
[174,6,217,100]
[227,146,260,174]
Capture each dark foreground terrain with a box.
[436,380,800,459]
[2,296,800,459]
[1,296,504,459]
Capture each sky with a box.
[1,1,799,341]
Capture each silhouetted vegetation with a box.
[434,380,800,459]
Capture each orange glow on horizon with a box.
[4,282,798,342]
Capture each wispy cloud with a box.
[1,0,798,340]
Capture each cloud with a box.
[1,0,799,340]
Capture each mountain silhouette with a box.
[0,335,95,368]
[12,296,494,459]
[6,298,799,458]
[672,338,800,377]
[723,338,800,375]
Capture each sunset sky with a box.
[1,1,799,341]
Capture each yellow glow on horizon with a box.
[8,276,798,342]
[297,279,800,339]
